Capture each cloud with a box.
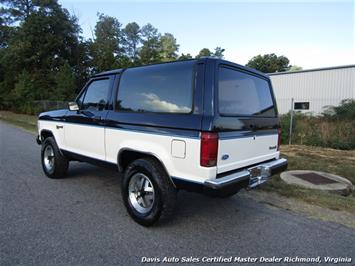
[140,93,191,113]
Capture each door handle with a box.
[56,125,63,129]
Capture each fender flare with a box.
[39,129,55,142]
[117,148,176,188]
[39,129,64,156]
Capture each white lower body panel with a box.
[217,134,280,174]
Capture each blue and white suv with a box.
[37,58,288,226]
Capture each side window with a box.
[81,78,111,111]
[116,61,194,113]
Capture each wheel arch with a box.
[117,148,176,187]
[39,129,66,156]
[40,129,55,141]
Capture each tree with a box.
[196,48,212,58]
[178,53,193,60]
[323,99,355,120]
[11,70,35,103]
[0,16,14,48]
[0,5,203,113]
[123,22,141,61]
[159,33,179,61]
[139,23,161,64]
[246,53,290,73]
[213,47,225,58]
[54,61,76,100]
[2,1,81,71]
[0,0,36,24]
[89,13,123,72]
[288,65,303,72]
[195,47,225,59]
[0,0,82,109]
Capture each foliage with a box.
[288,65,303,72]
[0,0,227,114]
[322,99,355,120]
[53,62,76,100]
[159,33,179,61]
[178,53,193,60]
[196,48,212,58]
[139,23,162,64]
[280,109,355,150]
[0,0,36,24]
[0,0,83,112]
[246,53,291,73]
[89,13,123,72]
[123,22,140,62]
[196,47,225,58]
[213,47,225,58]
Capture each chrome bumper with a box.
[204,158,288,190]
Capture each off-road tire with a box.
[41,137,69,179]
[122,157,177,226]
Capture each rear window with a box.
[218,67,276,117]
[116,61,194,113]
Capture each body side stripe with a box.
[39,119,201,139]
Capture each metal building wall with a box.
[269,66,355,114]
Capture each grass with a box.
[0,110,37,133]
[1,111,354,214]
[261,145,355,215]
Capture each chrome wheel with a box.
[43,145,55,172]
[128,173,155,214]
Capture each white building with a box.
[269,65,355,114]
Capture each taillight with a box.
[200,132,218,167]
[277,128,281,151]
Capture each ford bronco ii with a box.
[37,58,288,226]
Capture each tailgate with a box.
[217,131,279,174]
[215,64,280,174]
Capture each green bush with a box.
[323,99,355,120]
[280,100,355,150]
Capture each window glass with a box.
[294,102,310,110]
[82,79,111,111]
[218,67,276,116]
[117,61,194,113]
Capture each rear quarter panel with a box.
[105,127,216,183]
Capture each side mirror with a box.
[68,102,79,111]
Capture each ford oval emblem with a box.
[222,154,229,160]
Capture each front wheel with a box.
[41,137,69,179]
[122,157,177,226]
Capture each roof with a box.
[268,64,355,76]
[217,58,268,78]
[93,59,198,77]
[93,57,268,78]
[94,68,123,76]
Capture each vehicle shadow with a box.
[63,162,263,230]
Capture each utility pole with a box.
[289,98,294,145]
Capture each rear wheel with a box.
[122,157,177,226]
[128,173,156,215]
[41,137,69,178]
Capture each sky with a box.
[60,0,354,69]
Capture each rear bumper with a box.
[203,158,288,196]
